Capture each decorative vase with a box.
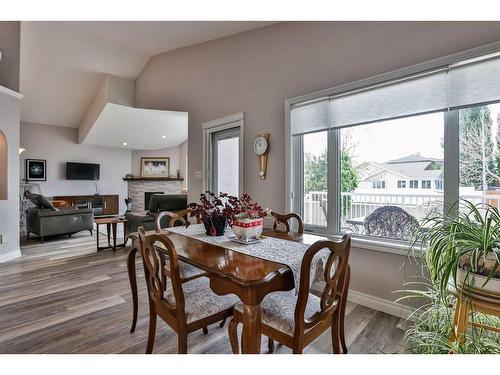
[232,218,263,240]
[203,216,227,236]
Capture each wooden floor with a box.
[0,231,408,354]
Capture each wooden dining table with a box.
[127,228,348,354]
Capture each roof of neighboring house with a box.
[362,154,443,181]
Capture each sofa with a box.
[25,206,94,242]
[124,194,188,237]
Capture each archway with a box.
[0,130,7,200]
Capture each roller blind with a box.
[330,71,448,128]
[448,56,500,109]
[290,99,330,135]
[290,53,500,135]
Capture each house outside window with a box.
[397,180,406,189]
[435,179,443,190]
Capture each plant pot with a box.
[203,216,227,236]
[232,218,263,240]
[456,254,500,303]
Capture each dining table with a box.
[126,226,349,354]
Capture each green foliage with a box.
[304,150,358,193]
[459,106,499,189]
[399,280,500,354]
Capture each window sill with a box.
[304,229,423,257]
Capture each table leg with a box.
[96,224,100,249]
[106,223,111,246]
[241,304,262,354]
[127,245,138,333]
[112,222,117,250]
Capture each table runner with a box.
[166,224,328,292]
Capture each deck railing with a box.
[303,191,500,233]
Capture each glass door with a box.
[211,127,240,196]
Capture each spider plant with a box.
[399,279,500,354]
[409,199,500,301]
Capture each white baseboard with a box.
[347,289,414,321]
[0,249,21,263]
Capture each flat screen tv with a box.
[66,162,100,180]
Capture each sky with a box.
[304,103,500,165]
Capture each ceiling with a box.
[19,21,274,128]
[83,103,188,150]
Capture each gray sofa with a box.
[124,194,188,237]
[26,206,94,243]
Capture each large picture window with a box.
[288,48,500,246]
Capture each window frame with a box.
[285,42,500,253]
[397,180,406,189]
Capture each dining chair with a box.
[228,234,351,354]
[137,227,238,353]
[155,209,207,283]
[271,211,304,234]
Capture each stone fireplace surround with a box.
[126,179,182,214]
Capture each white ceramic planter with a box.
[232,218,263,239]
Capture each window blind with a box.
[290,99,330,135]
[290,53,500,135]
[448,55,500,109]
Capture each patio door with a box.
[202,112,244,197]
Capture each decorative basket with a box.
[232,218,263,240]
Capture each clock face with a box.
[254,136,268,156]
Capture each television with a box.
[66,162,100,180]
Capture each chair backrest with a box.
[137,227,186,319]
[149,194,188,213]
[294,234,351,333]
[271,211,304,234]
[363,206,417,240]
[155,209,193,232]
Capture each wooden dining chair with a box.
[228,234,351,354]
[271,211,304,234]
[137,227,238,354]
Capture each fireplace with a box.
[144,192,163,210]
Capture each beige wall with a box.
[0,22,20,92]
[135,22,500,304]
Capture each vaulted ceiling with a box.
[19,21,274,128]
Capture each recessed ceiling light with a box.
[122,142,128,146]
[162,135,166,139]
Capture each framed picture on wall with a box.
[26,159,46,181]
[140,157,170,178]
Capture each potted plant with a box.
[411,199,500,303]
[188,191,238,236]
[231,193,270,240]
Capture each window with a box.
[458,103,500,211]
[421,180,432,189]
[372,180,386,189]
[288,48,500,246]
[435,179,443,190]
[302,131,328,227]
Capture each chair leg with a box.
[202,326,208,335]
[228,318,240,354]
[332,311,342,354]
[268,337,274,353]
[146,307,157,354]
[26,231,30,240]
[89,229,93,236]
[178,333,188,354]
[220,317,227,328]
[339,267,350,353]
[40,236,44,244]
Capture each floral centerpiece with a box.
[231,193,271,240]
[188,191,239,236]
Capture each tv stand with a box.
[52,194,119,217]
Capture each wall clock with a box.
[254,133,270,180]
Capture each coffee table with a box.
[94,217,128,251]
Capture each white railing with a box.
[303,190,500,232]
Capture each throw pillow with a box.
[25,191,59,211]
